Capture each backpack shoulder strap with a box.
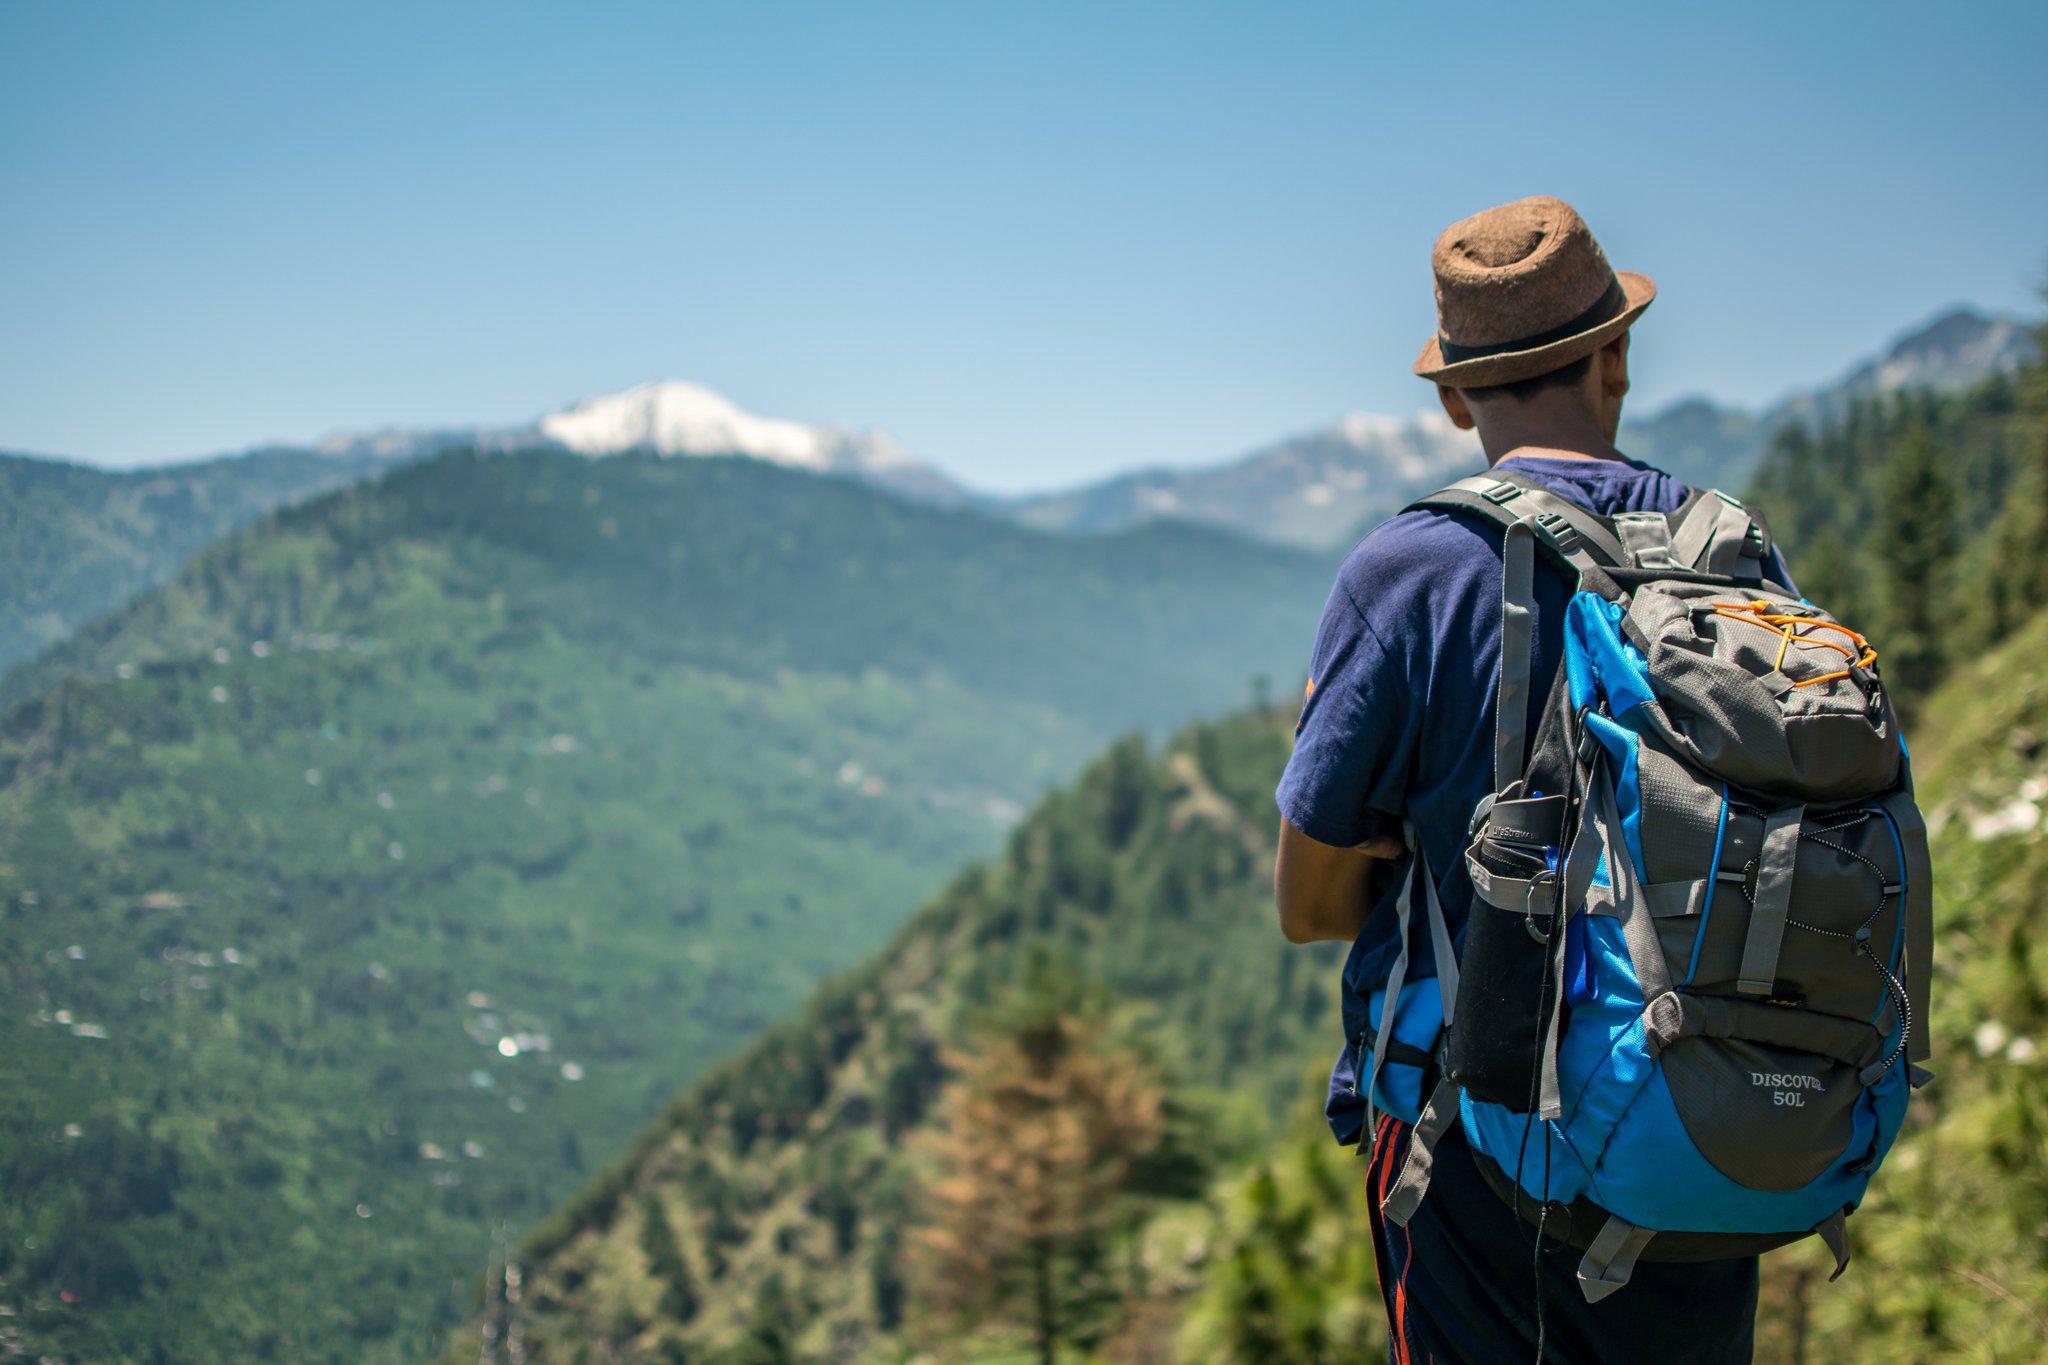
[1410,471,1630,587]
[1408,470,1625,793]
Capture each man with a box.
[1274,196,1768,1362]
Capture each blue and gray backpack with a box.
[1354,469,1932,1303]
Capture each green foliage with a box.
[1747,334,2046,711]
[1976,350,2048,642]
[1172,1071,1386,1364]
[0,447,383,675]
[1877,423,1958,700]
[640,1195,698,1323]
[502,709,1339,1360]
[0,450,1332,1361]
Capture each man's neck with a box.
[1472,403,1625,467]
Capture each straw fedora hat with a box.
[1414,195,1655,389]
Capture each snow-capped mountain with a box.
[1003,410,1481,548]
[42,304,2034,558]
[304,381,970,504]
[538,381,899,470]
[534,381,970,504]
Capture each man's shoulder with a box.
[1330,502,1504,624]
[1503,454,1691,516]
[1327,456,1703,622]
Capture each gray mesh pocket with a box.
[1626,584,1901,803]
[1687,803,1905,1023]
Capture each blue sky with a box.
[2,1,2044,489]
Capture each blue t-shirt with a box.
[1276,454,1789,1140]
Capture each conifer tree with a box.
[639,1193,699,1323]
[908,969,1165,1363]
[1978,324,2048,640]
[1877,421,1957,705]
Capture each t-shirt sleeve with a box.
[1274,569,1419,849]
[1765,544,1800,597]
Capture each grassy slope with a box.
[0,451,1333,1361]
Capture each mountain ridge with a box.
[1009,306,2039,546]
[2,306,2026,670]
[0,445,392,675]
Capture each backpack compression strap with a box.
[1667,487,1777,579]
[1360,823,1460,1140]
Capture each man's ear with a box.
[1599,333,1631,400]
[1437,384,1476,431]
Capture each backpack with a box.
[1356,467,1932,1304]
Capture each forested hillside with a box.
[0,451,1333,1361]
[1746,355,2045,701]
[1625,307,2036,493]
[0,447,389,675]
[458,709,1349,1362]
[492,330,2048,1362]
[490,626,2048,1363]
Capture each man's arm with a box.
[1274,816,1403,943]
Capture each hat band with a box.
[1436,276,1627,364]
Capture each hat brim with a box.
[1414,270,1656,389]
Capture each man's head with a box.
[1437,332,1632,444]
[1413,196,1653,449]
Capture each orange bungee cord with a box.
[1709,599,1878,689]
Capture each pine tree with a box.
[1977,324,2048,641]
[639,1193,700,1323]
[908,977,1165,1363]
[1877,421,1958,705]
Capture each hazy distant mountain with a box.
[0,385,969,674]
[1624,307,2038,491]
[1005,409,1481,548]
[1006,307,2039,548]
[1,308,2028,669]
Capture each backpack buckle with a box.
[1481,480,1522,506]
[1573,704,1604,766]
[1523,868,1559,943]
[1533,511,1582,554]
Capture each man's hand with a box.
[1274,817,1405,944]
